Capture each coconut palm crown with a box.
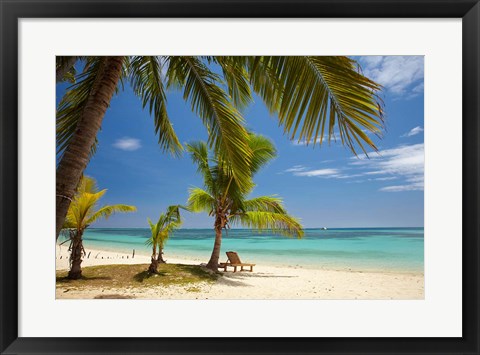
[146,205,183,273]
[187,133,304,271]
[62,176,137,279]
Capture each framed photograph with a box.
[1,0,479,354]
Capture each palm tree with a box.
[146,205,183,274]
[62,176,137,279]
[56,56,384,240]
[187,133,304,271]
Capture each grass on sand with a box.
[56,263,218,292]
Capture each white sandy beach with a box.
[56,247,424,300]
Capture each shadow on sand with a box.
[216,271,298,287]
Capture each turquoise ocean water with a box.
[61,228,424,273]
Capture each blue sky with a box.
[57,56,424,228]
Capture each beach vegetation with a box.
[56,263,217,293]
[56,56,384,241]
[62,176,136,279]
[146,205,183,273]
[187,132,304,271]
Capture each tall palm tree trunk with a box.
[206,221,223,271]
[56,56,124,240]
[68,230,84,279]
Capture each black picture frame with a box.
[1,1,479,354]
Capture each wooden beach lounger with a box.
[219,251,255,272]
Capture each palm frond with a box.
[212,56,253,109]
[166,56,253,192]
[147,217,156,232]
[164,205,182,224]
[246,56,283,115]
[248,133,277,174]
[209,133,276,201]
[129,56,182,156]
[240,196,287,214]
[86,204,137,225]
[231,211,304,238]
[146,217,158,246]
[56,57,104,159]
[250,56,384,155]
[187,187,216,214]
[56,56,78,83]
[118,56,132,92]
[76,175,99,194]
[186,142,215,193]
[66,189,106,229]
[161,219,183,241]
[62,209,77,229]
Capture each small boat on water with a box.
[321,227,327,230]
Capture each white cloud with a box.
[285,165,362,179]
[373,176,397,181]
[284,165,306,173]
[352,143,424,192]
[113,137,141,151]
[334,173,364,179]
[294,168,340,177]
[402,126,424,137]
[284,143,424,192]
[359,56,424,97]
[380,180,423,192]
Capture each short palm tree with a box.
[146,205,183,274]
[56,56,383,240]
[62,176,137,279]
[187,133,304,271]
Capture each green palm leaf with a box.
[211,56,253,109]
[129,56,182,156]
[167,56,253,192]
[247,133,277,175]
[240,196,287,214]
[246,56,283,115]
[187,187,216,214]
[76,175,99,194]
[87,204,137,225]
[249,56,384,155]
[62,176,136,231]
[231,211,304,238]
[56,57,104,159]
[66,189,106,228]
[186,142,215,193]
[56,56,78,83]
